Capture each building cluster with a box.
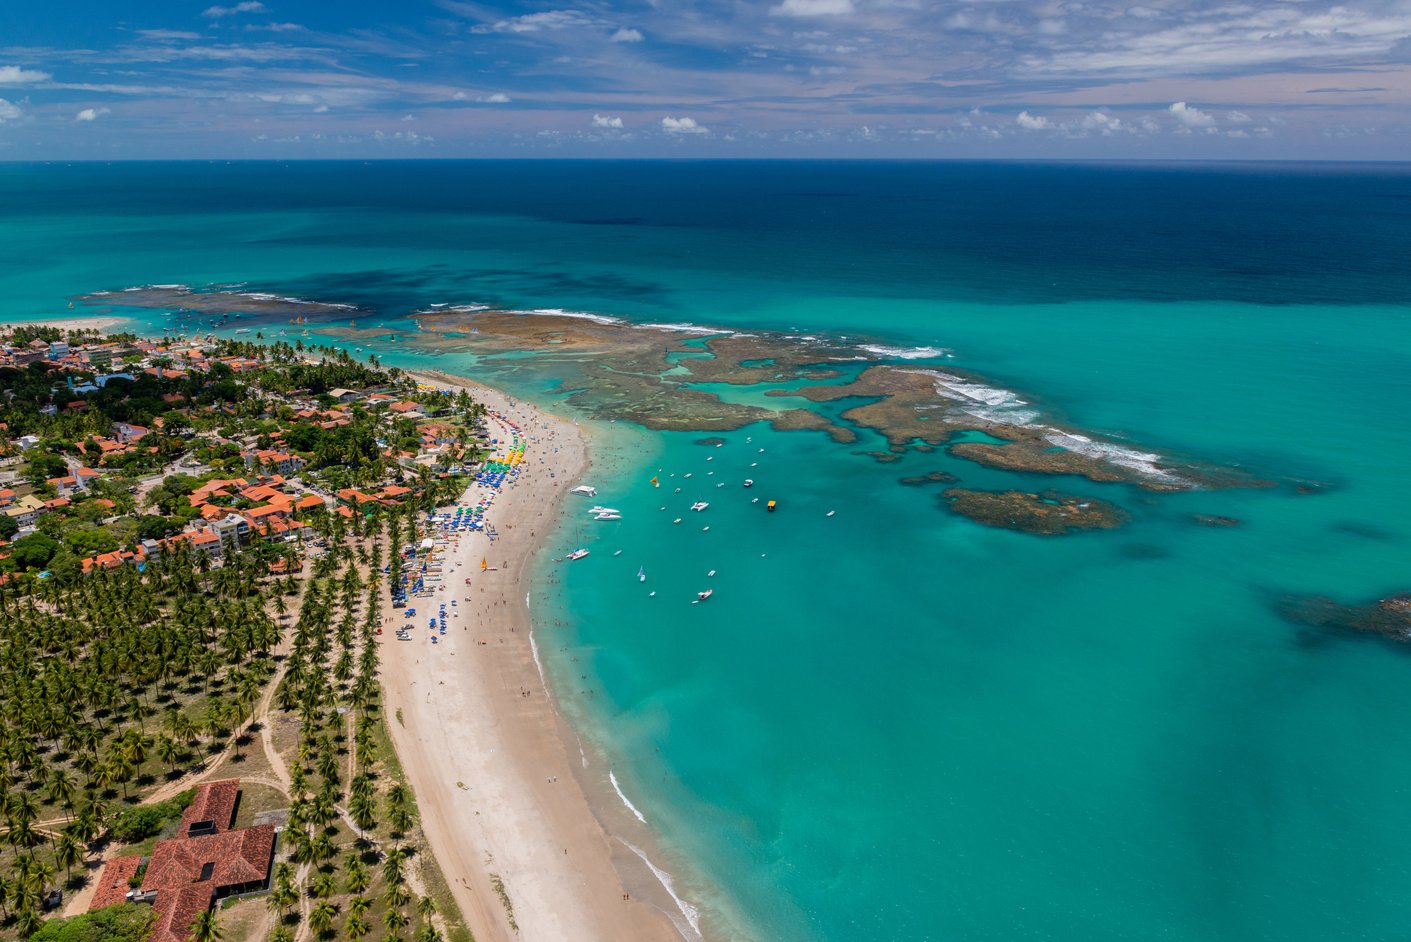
[1,332,485,578]
[89,779,276,942]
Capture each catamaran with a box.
[570,485,598,496]
[565,548,589,561]
[690,501,709,512]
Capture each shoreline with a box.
[0,315,132,333]
[381,368,700,942]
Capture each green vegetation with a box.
[106,790,194,844]
[0,328,478,941]
[26,903,152,942]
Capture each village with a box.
[0,325,486,583]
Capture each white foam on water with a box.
[524,308,622,325]
[609,770,648,824]
[149,283,188,290]
[448,303,490,313]
[858,344,949,360]
[1043,430,1186,484]
[527,628,549,691]
[904,369,1185,484]
[640,322,732,336]
[619,838,704,941]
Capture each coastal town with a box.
[0,320,685,942]
[0,323,488,942]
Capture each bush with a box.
[108,789,195,844]
[30,903,154,942]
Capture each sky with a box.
[1,0,1409,158]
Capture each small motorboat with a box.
[744,479,754,487]
[638,566,646,582]
[695,589,713,602]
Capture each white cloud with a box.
[610,28,644,42]
[0,66,51,85]
[1016,110,1051,130]
[773,0,854,16]
[592,114,624,128]
[247,22,305,32]
[480,93,511,103]
[476,10,595,33]
[1169,101,1215,128]
[1227,110,1252,124]
[0,99,21,122]
[662,115,708,134]
[203,1,267,17]
[136,30,202,41]
[1080,111,1124,134]
[75,107,110,122]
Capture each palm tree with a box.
[414,926,443,942]
[383,908,410,935]
[155,734,182,773]
[309,899,338,938]
[343,914,370,940]
[52,832,83,881]
[189,907,223,942]
[415,895,436,920]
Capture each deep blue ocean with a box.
[3,161,1410,941]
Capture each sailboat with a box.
[637,566,646,582]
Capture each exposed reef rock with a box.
[1277,593,1411,644]
[1191,514,1242,527]
[83,288,1265,496]
[940,488,1129,535]
[899,471,960,487]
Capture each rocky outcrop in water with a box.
[1277,593,1411,643]
[940,488,1128,535]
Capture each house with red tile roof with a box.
[89,780,275,942]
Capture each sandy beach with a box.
[379,370,696,942]
[0,315,131,332]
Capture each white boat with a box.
[589,506,621,515]
[593,512,622,521]
[638,566,646,582]
[570,485,598,496]
[744,479,754,487]
[566,548,589,561]
[695,589,713,602]
[235,328,251,334]
[691,501,709,512]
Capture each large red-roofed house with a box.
[88,779,276,942]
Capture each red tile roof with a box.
[180,779,240,835]
[142,824,275,896]
[89,855,143,910]
[149,884,216,942]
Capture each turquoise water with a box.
[4,162,1411,941]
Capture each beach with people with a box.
[376,370,695,942]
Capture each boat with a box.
[566,548,589,561]
[691,501,709,512]
[570,485,597,496]
[744,479,754,487]
[593,512,622,521]
[826,510,836,517]
[767,500,777,512]
[695,589,713,602]
[638,566,646,582]
[707,569,716,577]
[235,328,251,334]
[589,506,621,515]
